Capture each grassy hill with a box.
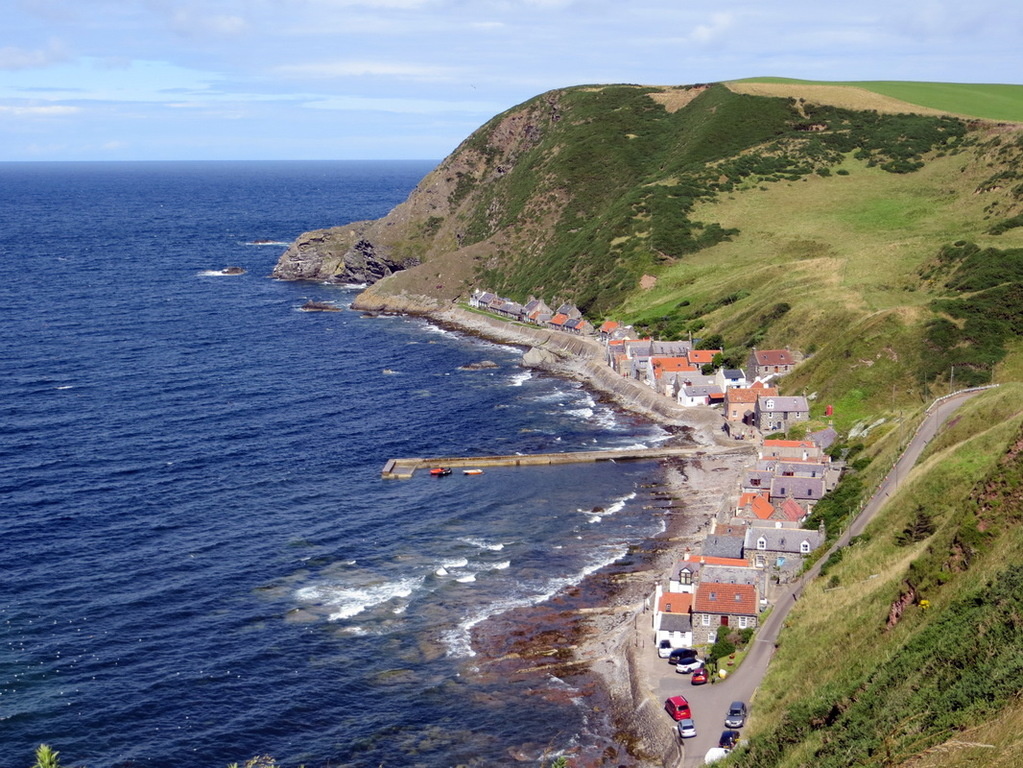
[730,78,1023,123]
[275,80,1023,766]
[731,385,1023,768]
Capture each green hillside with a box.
[278,81,1023,766]
[735,77,1023,122]
[731,385,1023,768]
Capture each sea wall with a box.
[350,290,727,439]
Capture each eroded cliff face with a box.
[271,226,418,284]
[271,92,560,296]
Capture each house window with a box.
[765,399,775,409]
[738,616,749,629]
[800,540,811,554]
[755,554,766,568]
[701,614,711,626]
[680,569,692,585]
[756,537,767,550]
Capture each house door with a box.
[720,616,729,627]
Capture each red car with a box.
[664,695,692,721]
[691,668,709,685]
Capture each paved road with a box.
[654,388,988,767]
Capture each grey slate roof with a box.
[701,534,745,560]
[660,613,693,632]
[769,476,826,501]
[745,526,824,554]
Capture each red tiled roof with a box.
[763,439,815,449]
[549,313,569,325]
[651,356,698,375]
[688,555,750,568]
[754,349,796,366]
[599,320,619,333]
[694,582,758,615]
[727,387,778,404]
[658,592,693,614]
[738,492,775,520]
[687,349,721,365]
[779,498,807,522]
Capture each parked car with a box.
[657,639,674,658]
[675,656,704,674]
[664,695,692,721]
[691,668,709,685]
[704,747,729,764]
[719,730,741,749]
[668,647,698,666]
[677,717,697,739]
[724,700,748,728]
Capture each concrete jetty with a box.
[381,445,745,478]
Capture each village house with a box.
[652,586,693,650]
[754,395,810,433]
[646,356,698,393]
[744,521,825,581]
[669,552,753,593]
[678,383,725,408]
[747,348,798,379]
[715,368,748,390]
[724,382,779,427]
[760,438,824,462]
[686,348,722,370]
[691,581,760,645]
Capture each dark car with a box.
[668,647,698,666]
[724,700,748,728]
[719,730,741,749]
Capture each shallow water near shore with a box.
[0,161,673,767]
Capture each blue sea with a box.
[0,161,670,767]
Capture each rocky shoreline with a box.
[350,289,752,766]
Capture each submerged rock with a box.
[300,300,342,312]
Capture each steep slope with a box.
[274,82,1023,405]
[730,385,1023,768]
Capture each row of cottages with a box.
[652,514,828,648]
[738,437,842,520]
[469,290,596,334]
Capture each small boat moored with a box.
[463,469,484,475]
[429,467,452,477]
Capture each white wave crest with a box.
[565,408,594,419]
[490,561,511,570]
[508,371,532,387]
[455,574,477,583]
[295,576,423,621]
[459,537,506,551]
[441,544,627,658]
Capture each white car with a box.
[657,640,673,658]
[675,657,704,674]
[677,718,697,739]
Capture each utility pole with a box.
[949,364,955,395]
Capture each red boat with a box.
[429,467,452,477]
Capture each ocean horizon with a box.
[1,160,670,767]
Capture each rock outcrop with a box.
[272,228,420,284]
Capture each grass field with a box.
[618,135,1023,420]
[729,78,1023,122]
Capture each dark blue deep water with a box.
[0,162,667,767]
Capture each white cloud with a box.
[0,39,69,70]
[0,104,80,116]
[277,60,458,80]
[303,94,503,113]
[689,12,735,45]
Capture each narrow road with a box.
[670,388,987,767]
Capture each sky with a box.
[1,0,1021,162]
